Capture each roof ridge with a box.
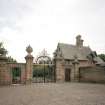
[58,42,90,48]
[58,42,74,46]
[57,42,92,60]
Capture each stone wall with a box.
[79,60,94,67]
[55,58,65,82]
[79,66,105,83]
[0,62,11,85]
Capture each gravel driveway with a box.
[0,83,105,105]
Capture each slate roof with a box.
[58,43,92,60]
[57,43,105,65]
[94,57,105,65]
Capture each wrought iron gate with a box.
[32,50,56,83]
[33,64,55,83]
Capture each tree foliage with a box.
[7,56,17,63]
[0,42,8,55]
[33,65,53,78]
[98,54,105,62]
[0,42,17,62]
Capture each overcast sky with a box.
[0,0,105,62]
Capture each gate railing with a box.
[33,64,56,83]
[7,63,25,84]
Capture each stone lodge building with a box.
[0,35,105,85]
[54,35,105,82]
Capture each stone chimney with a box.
[76,35,84,47]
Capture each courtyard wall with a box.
[79,66,105,83]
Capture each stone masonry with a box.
[25,45,34,84]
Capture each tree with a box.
[7,56,17,63]
[0,42,7,56]
[0,42,17,62]
[98,54,105,62]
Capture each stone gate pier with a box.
[25,45,34,84]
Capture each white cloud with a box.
[0,0,105,62]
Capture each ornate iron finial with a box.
[26,45,33,55]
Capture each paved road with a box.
[0,83,105,105]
